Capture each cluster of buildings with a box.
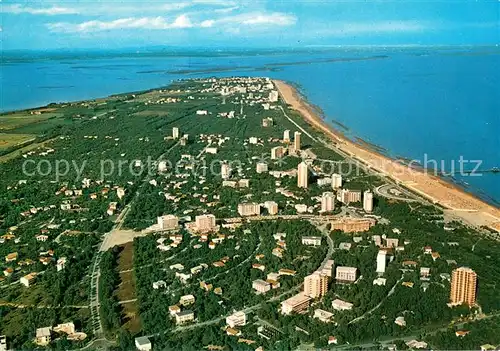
[34,322,86,346]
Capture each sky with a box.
[0,0,499,50]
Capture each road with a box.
[144,220,332,339]
[84,141,180,347]
[348,273,405,325]
[375,184,417,202]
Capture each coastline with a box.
[274,79,500,232]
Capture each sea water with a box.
[1,47,499,204]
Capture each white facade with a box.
[271,146,285,160]
[269,90,279,102]
[363,190,374,212]
[376,250,387,274]
[297,162,308,188]
[264,201,279,215]
[157,215,179,230]
[256,162,268,173]
[238,203,261,217]
[135,337,152,351]
[283,130,290,142]
[226,311,247,328]
[221,163,231,180]
[301,236,322,246]
[294,131,301,151]
[332,299,353,311]
[321,192,335,212]
[195,214,216,232]
[172,127,179,139]
[331,174,342,189]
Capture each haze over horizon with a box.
[1,0,499,50]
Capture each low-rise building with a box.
[256,162,268,173]
[175,310,194,325]
[281,293,311,315]
[135,336,152,351]
[395,316,406,327]
[35,327,52,346]
[301,236,322,246]
[335,266,357,283]
[252,279,271,294]
[20,273,37,287]
[330,217,376,233]
[279,268,296,276]
[332,299,353,311]
[226,311,247,328]
[169,305,181,316]
[179,294,195,306]
[313,309,334,323]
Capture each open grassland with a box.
[0,137,56,163]
[115,243,142,334]
[133,110,170,117]
[0,133,36,150]
[0,112,62,130]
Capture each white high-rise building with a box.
[238,203,261,217]
[172,127,179,139]
[294,131,301,151]
[271,146,285,160]
[376,250,387,274]
[297,162,308,188]
[304,272,328,298]
[321,192,335,212]
[264,201,279,215]
[331,174,342,189]
[363,190,374,212]
[283,130,291,143]
[269,90,279,102]
[221,163,231,180]
[195,214,216,232]
[157,215,179,230]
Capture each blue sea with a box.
[1,47,499,205]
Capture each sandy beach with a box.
[274,80,500,232]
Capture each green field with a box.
[0,133,36,150]
[0,112,62,130]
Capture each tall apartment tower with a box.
[283,130,291,143]
[294,131,301,151]
[271,146,285,160]
[376,250,387,274]
[157,215,179,230]
[363,190,374,212]
[269,90,279,102]
[195,214,216,232]
[172,127,179,139]
[221,163,231,180]
[450,267,477,306]
[321,192,335,212]
[331,173,342,189]
[304,272,328,298]
[297,162,309,188]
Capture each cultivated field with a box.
[0,133,36,150]
[0,112,62,130]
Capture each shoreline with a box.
[274,79,500,232]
